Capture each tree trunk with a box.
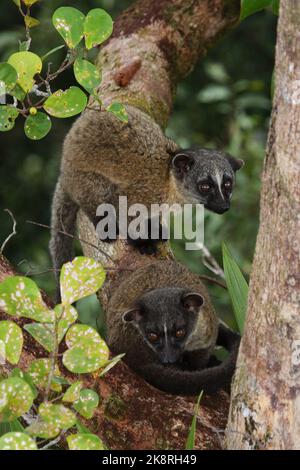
[226,0,300,450]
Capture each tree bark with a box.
[226,0,300,450]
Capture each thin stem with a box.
[44,307,62,401]
[1,209,17,255]
[39,431,66,450]
[198,274,227,290]
[26,219,114,263]
[201,245,225,279]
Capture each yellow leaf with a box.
[24,16,40,29]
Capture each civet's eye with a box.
[198,181,211,193]
[175,328,186,339]
[147,332,159,343]
[223,180,232,191]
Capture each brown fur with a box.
[106,260,240,395]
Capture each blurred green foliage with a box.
[0,1,277,326]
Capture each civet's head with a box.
[123,287,205,365]
[171,148,244,214]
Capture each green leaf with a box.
[99,353,125,377]
[0,106,19,132]
[27,358,62,392]
[12,0,21,7]
[26,420,60,439]
[65,324,106,348]
[55,304,78,341]
[24,323,54,352]
[106,102,128,123]
[24,112,52,140]
[222,243,249,334]
[74,58,101,95]
[76,421,91,434]
[67,433,105,450]
[52,7,85,49]
[8,51,42,92]
[0,276,54,323]
[0,321,23,364]
[73,389,99,419]
[185,392,202,450]
[63,324,109,373]
[39,403,76,430]
[240,0,272,20]
[0,377,33,422]
[0,432,37,450]
[11,368,38,399]
[84,9,113,50]
[10,84,26,101]
[24,304,77,353]
[0,62,17,92]
[43,86,87,118]
[63,381,82,403]
[60,257,106,305]
[0,418,24,438]
[51,376,70,386]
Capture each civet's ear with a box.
[172,152,194,176]
[226,154,244,172]
[122,307,143,324]
[181,292,204,314]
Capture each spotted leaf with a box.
[8,51,42,92]
[24,112,52,140]
[0,321,23,364]
[0,62,17,92]
[43,86,87,118]
[63,381,82,403]
[74,58,101,95]
[0,106,19,132]
[39,403,76,430]
[0,276,54,323]
[24,323,54,353]
[106,102,128,123]
[0,377,33,422]
[67,433,105,450]
[26,419,60,439]
[63,340,109,374]
[60,257,106,305]
[84,9,113,50]
[27,358,62,392]
[65,324,105,348]
[0,432,37,450]
[52,7,85,49]
[73,389,99,419]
